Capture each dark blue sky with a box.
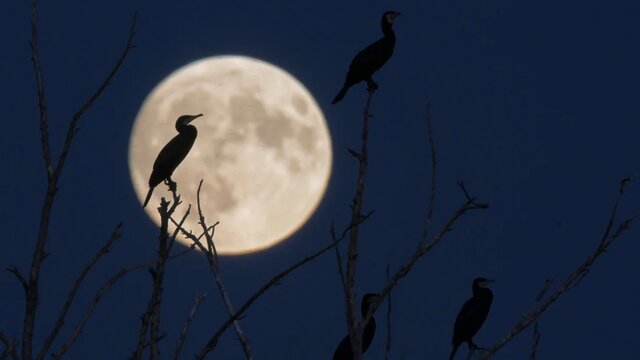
[2,1,639,359]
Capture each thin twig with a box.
[384,265,392,360]
[5,266,27,293]
[0,332,18,360]
[422,102,437,240]
[24,6,137,359]
[479,177,637,359]
[51,247,192,360]
[194,180,252,359]
[36,224,122,360]
[194,214,372,359]
[363,185,489,329]
[331,221,348,294]
[173,292,207,360]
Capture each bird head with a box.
[383,11,401,25]
[175,113,203,130]
[473,277,494,289]
[361,293,382,315]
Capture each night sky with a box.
[2,1,640,359]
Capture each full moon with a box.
[129,56,332,255]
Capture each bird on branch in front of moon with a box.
[143,113,203,208]
[332,11,401,104]
[450,277,494,360]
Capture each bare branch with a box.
[51,247,193,360]
[133,190,187,360]
[384,266,392,360]
[36,224,123,360]
[5,266,27,293]
[479,178,637,359]
[24,6,137,359]
[344,87,375,360]
[0,332,18,360]
[173,292,207,360]
[331,222,347,293]
[422,102,437,240]
[363,186,489,329]
[194,215,371,359]
[52,12,138,179]
[194,180,252,359]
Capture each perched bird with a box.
[143,114,203,208]
[332,11,401,104]
[333,293,381,360]
[450,278,494,360]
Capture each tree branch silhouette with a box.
[384,265,392,360]
[193,212,371,359]
[479,176,638,359]
[173,292,206,360]
[36,224,123,360]
[51,247,193,360]
[0,331,18,360]
[189,180,252,359]
[133,189,187,360]
[23,2,136,358]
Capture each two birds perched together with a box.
[333,279,494,360]
[143,10,494,360]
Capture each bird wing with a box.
[350,37,394,75]
[148,132,196,187]
[453,297,492,341]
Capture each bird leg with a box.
[164,177,177,192]
[366,78,379,92]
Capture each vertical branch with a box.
[23,5,137,359]
[132,192,187,360]
[384,265,392,360]
[189,180,253,359]
[192,216,371,359]
[344,88,375,360]
[331,222,348,293]
[422,102,437,240]
[173,292,206,360]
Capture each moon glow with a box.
[129,56,332,255]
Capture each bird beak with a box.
[188,113,203,123]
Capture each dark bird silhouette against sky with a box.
[332,293,381,360]
[450,278,494,360]
[143,113,203,208]
[331,11,400,104]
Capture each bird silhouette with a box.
[332,11,400,104]
[333,293,381,360]
[450,278,494,360]
[143,114,203,208]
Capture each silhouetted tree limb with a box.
[173,292,206,360]
[422,103,437,240]
[51,247,193,360]
[340,87,375,360]
[5,266,27,293]
[193,180,252,359]
[194,213,372,359]
[384,265,392,360]
[528,279,551,360]
[0,331,18,360]
[133,190,187,360]
[24,2,137,358]
[36,223,123,360]
[479,176,638,359]
[362,184,488,331]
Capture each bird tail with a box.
[331,84,349,104]
[449,343,460,360]
[142,187,154,208]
